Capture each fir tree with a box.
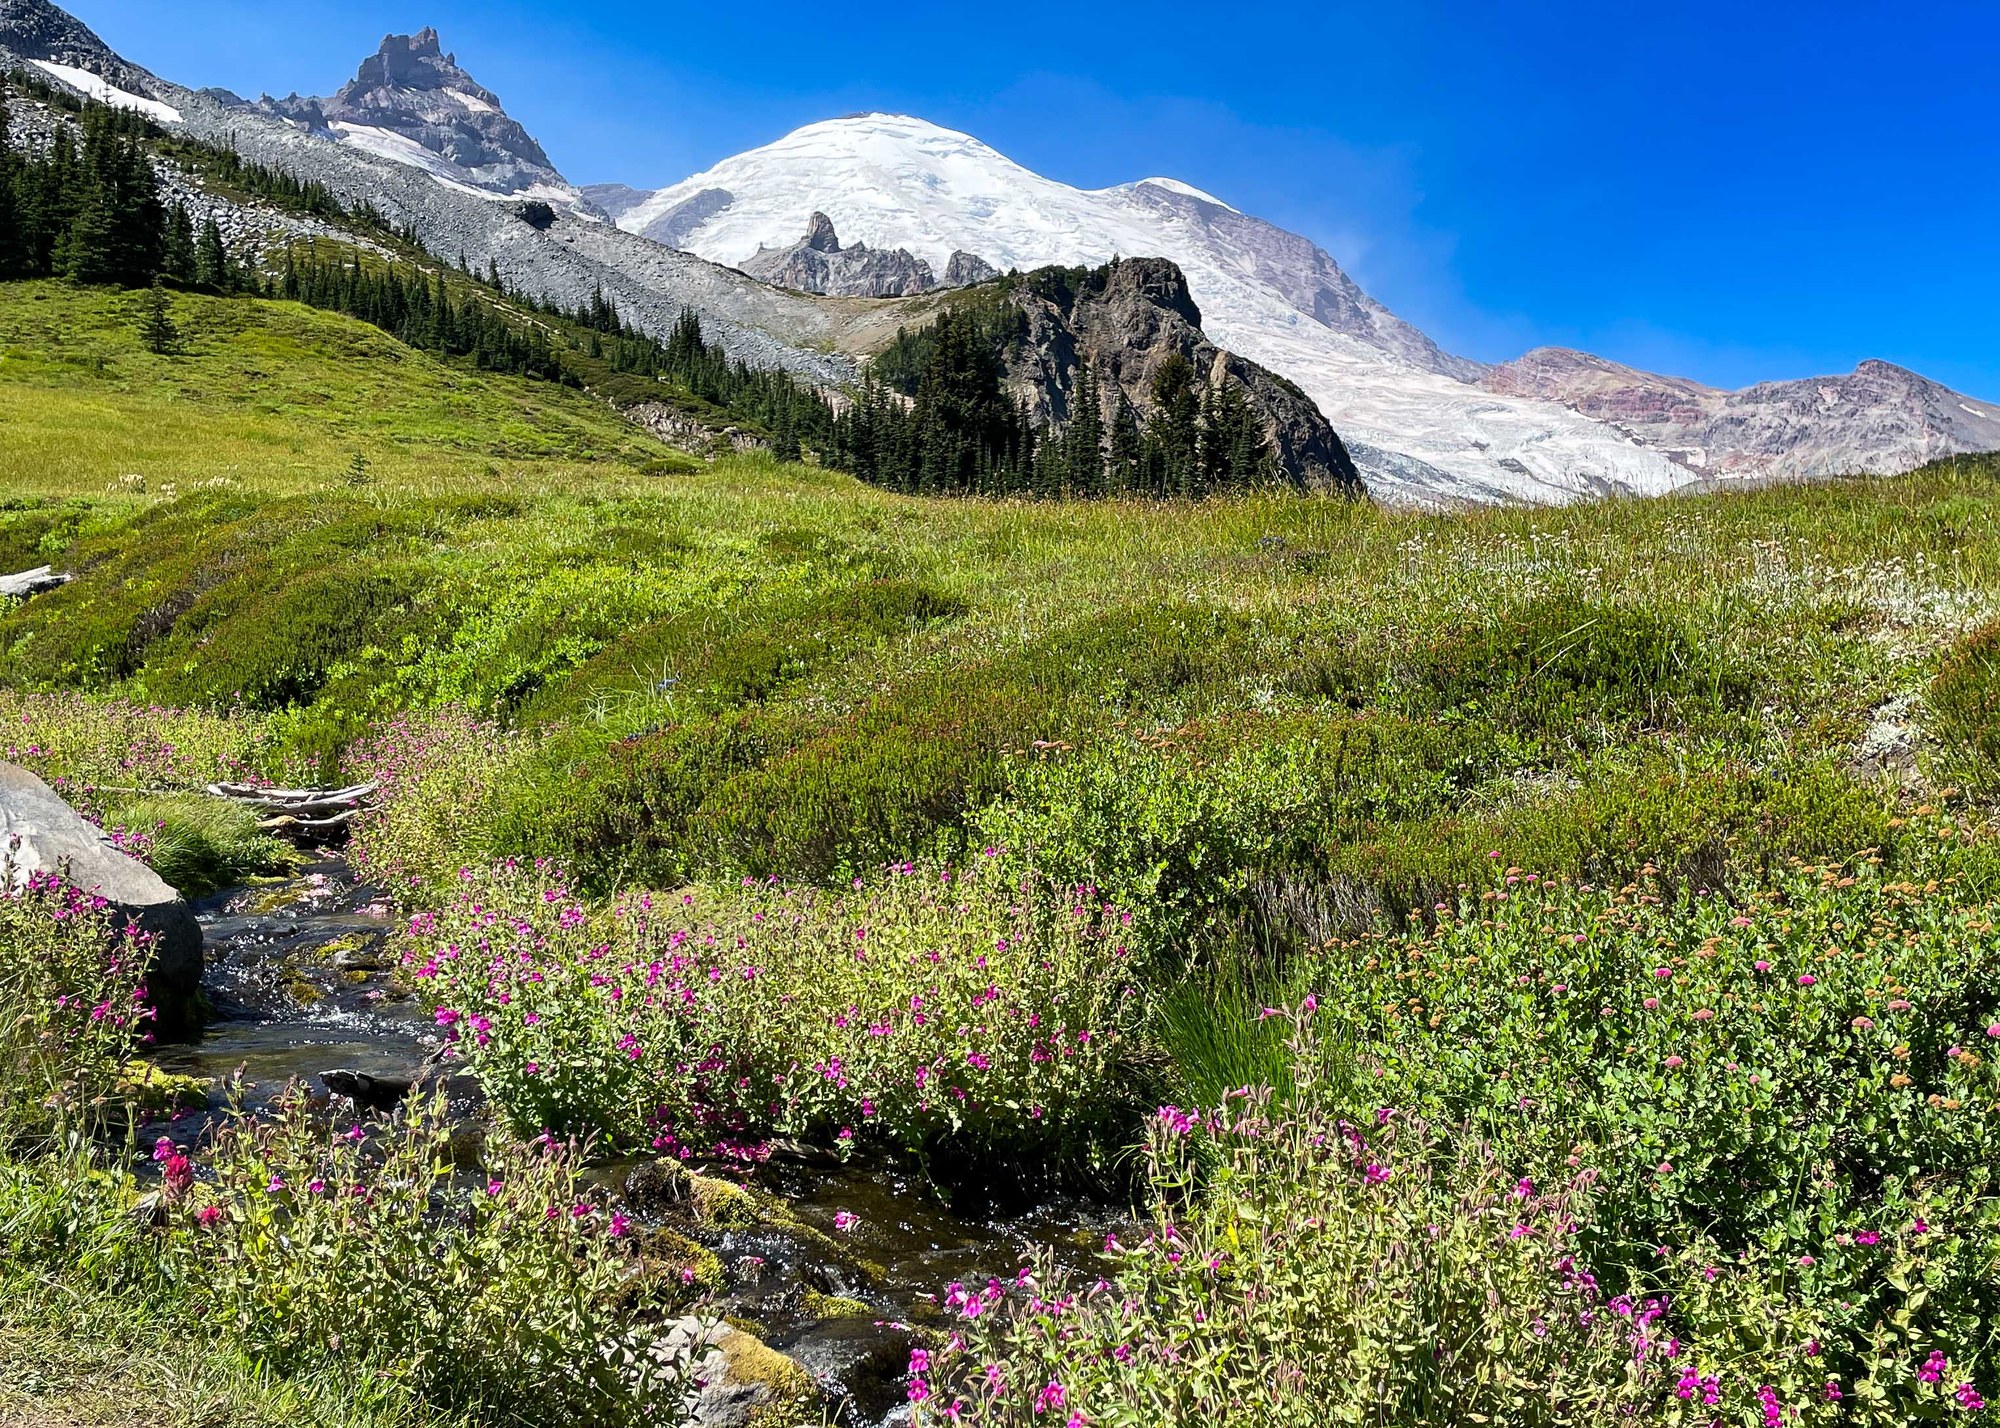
[164,200,196,283]
[0,89,19,279]
[138,278,181,355]
[194,216,230,289]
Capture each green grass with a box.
[5,280,1999,903]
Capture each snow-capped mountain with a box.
[609,114,1707,505]
[256,29,589,212]
[608,113,2000,506]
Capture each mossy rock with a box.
[613,1227,724,1317]
[688,1170,759,1230]
[112,1061,209,1114]
[714,1327,820,1428]
[800,1289,874,1321]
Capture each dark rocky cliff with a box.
[991,258,1362,494]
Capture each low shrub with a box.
[344,707,522,894]
[173,1090,687,1426]
[1929,619,2000,794]
[922,1011,1995,1427]
[1407,593,1754,736]
[0,857,153,1140]
[972,714,1477,954]
[402,855,1148,1172]
[0,690,273,794]
[1301,845,2000,1392]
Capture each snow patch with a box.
[29,60,181,124]
[327,123,589,212]
[450,88,499,115]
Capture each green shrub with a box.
[179,1090,687,1426]
[0,857,151,1141]
[405,855,1145,1171]
[1408,594,1753,736]
[925,1019,1994,1426]
[973,714,1479,952]
[1322,753,1893,923]
[1297,848,2000,1400]
[1930,619,2000,794]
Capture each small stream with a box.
[145,853,1114,1426]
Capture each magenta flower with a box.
[1797,973,1817,987]
[833,1210,859,1233]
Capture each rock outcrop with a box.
[1483,349,2000,484]
[986,258,1363,494]
[943,249,999,287]
[1,762,203,1032]
[0,0,155,91]
[257,29,580,204]
[740,213,937,298]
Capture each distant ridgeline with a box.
[0,71,1304,502]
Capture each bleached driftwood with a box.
[204,780,379,840]
[0,567,71,599]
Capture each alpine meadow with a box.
[2,6,1998,1428]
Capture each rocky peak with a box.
[803,211,841,253]
[355,28,456,89]
[258,28,572,201]
[740,213,938,298]
[944,251,998,287]
[980,259,1361,494]
[0,0,157,91]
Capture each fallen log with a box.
[0,566,72,600]
[204,780,378,843]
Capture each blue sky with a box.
[65,0,2000,399]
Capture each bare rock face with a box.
[0,762,203,1033]
[740,213,937,298]
[996,258,1362,494]
[943,250,998,287]
[0,0,155,90]
[258,29,572,200]
[1484,348,2000,483]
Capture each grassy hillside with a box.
[6,279,2000,913]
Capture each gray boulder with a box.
[1,761,204,1033]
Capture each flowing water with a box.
[147,853,1114,1426]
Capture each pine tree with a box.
[164,201,196,283]
[138,278,181,355]
[0,89,19,279]
[195,216,235,290]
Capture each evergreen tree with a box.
[1107,385,1142,494]
[0,90,19,278]
[195,216,230,289]
[138,278,180,355]
[1065,363,1105,496]
[163,200,196,283]
[1148,353,1202,497]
